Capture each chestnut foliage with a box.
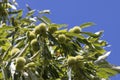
[0,0,119,80]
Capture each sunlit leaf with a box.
[80,22,95,28]
[48,23,68,28]
[97,68,118,79]
[0,26,14,31]
[55,29,67,34]
[65,32,84,39]
[41,16,51,24]
[26,10,35,17]
[7,3,17,10]
[16,10,23,19]
[95,30,104,37]
[81,32,99,38]
[0,72,3,80]
[39,10,50,14]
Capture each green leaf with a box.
[48,23,68,28]
[88,37,99,43]
[0,31,9,38]
[81,32,99,38]
[95,30,104,37]
[65,32,84,39]
[26,4,32,11]
[93,41,107,47]
[8,10,23,15]
[48,33,59,45]
[43,43,52,59]
[0,72,3,80]
[80,22,95,28]
[39,10,50,14]
[1,41,11,51]
[41,16,51,24]
[0,26,14,31]
[37,17,50,25]
[58,24,68,28]
[21,18,32,24]
[97,68,118,79]
[16,10,23,19]
[94,45,106,54]
[26,10,35,17]
[48,64,59,78]
[7,3,17,10]
[55,29,67,34]
[97,60,111,68]
[28,71,38,80]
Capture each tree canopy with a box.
[0,0,120,80]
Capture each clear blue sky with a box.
[17,0,120,79]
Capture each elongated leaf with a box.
[39,10,50,14]
[26,4,32,11]
[48,23,68,28]
[0,72,3,80]
[43,43,52,59]
[26,10,35,17]
[0,26,14,31]
[58,24,68,28]
[81,32,99,38]
[65,32,84,39]
[48,32,59,45]
[94,45,106,54]
[95,51,111,64]
[95,30,104,37]
[93,41,107,47]
[28,71,38,80]
[48,64,59,78]
[37,17,49,25]
[21,18,32,24]
[97,68,118,79]
[41,16,51,24]
[80,22,95,28]
[55,29,67,34]
[8,10,22,15]
[16,10,23,19]
[7,3,17,10]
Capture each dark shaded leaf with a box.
[8,10,22,15]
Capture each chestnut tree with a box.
[0,0,120,80]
